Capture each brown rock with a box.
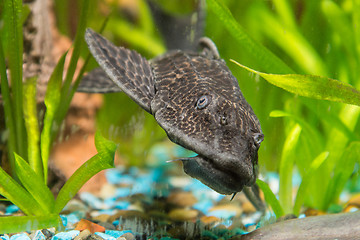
[241,200,257,214]
[200,215,221,226]
[167,191,197,207]
[209,203,243,217]
[168,208,199,221]
[92,214,111,223]
[242,211,360,240]
[74,229,91,240]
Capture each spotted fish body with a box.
[80,28,264,195]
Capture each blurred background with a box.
[51,0,359,210]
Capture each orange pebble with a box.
[75,219,106,233]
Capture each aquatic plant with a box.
[0,0,117,233]
[207,0,360,216]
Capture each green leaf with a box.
[256,179,284,217]
[206,0,293,74]
[232,60,360,106]
[0,167,42,216]
[41,52,67,183]
[53,133,117,213]
[4,0,26,158]
[23,77,42,177]
[107,19,165,57]
[14,153,55,213]
[0,214,63,234]
[323,142,360,209]
[279,124,302,214]
[0,31,16,174]
[293,152,329,216]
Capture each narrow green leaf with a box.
[293,152,329,215]
[4,0,26,158]
[206,0,293,74]
[41,52,67,183]
[14,153,55,213]
[107,19,165,56]
[54,0,92,143]
[232,60,360,106]
[256,179,284,217]
[323,142,360,209]
[270,110,324,153]
[0,214,63,234]
[353,0,360,60]
[54,134,117,213]
[61,0,90,95]
[23,77,42,177]
[279,124,302,214]
[0,33,16,174]
[0,167,42,216]
[322,0,356,61]
[254,6,327,75]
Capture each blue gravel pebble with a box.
[115,188,131,198]
[104,230,132,238]
[114,200,130,209]
[94,232,116,240]
[0,235,9,240]
[192,199,213,214]
[52,230,79,240]
[65,212,81,225]
[33,231,46,240]
[9,233,30,240]
[60,215,68,228]
[6,205,19,214]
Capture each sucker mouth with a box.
[174,154,255,195]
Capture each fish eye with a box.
[253,133,264,147]
[220,115,227,125]
[196,95,211,109]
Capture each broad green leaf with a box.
[232,60,360,107]
[23,77,42,177]
[293,152,329,216]
[0,214,63,234]
[14,153,55,213]
[256,179,284,217]
[41,52,67,183]
[0,167,42,216]
[54,134,117,213]
[206,0,293,74]
[279,124,302,214]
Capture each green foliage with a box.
[207,0,360,216]
[0,0,117,234]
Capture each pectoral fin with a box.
[78,68,122,93]
[85,28,155,113]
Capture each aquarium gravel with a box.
[1,163,265,240]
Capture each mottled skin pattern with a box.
[79,28,264,195]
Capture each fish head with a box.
[151,53,263,195]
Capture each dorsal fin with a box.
[84,28,155,113]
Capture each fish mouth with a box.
[178,154,256,195]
